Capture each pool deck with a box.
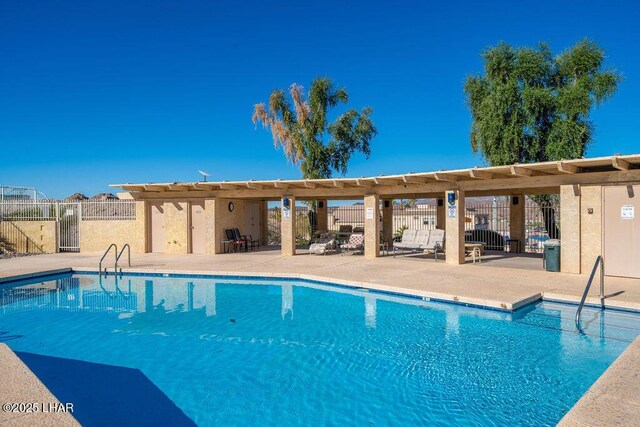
[2,250,640,311]
[0,344,79,426]
[1,251,640,425]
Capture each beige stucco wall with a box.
[162,201,189,254]
[560,185,581,274]
[445,190,465,265]
[0,220,57,253]
[280,196,296,256]
[580,186,602,273]
[79,201,146,253]
[364,194,380,257]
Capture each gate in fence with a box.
[57,202,80,252]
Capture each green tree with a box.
[252,77,377,179]
[464,39,621,237]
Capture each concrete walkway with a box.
[1,250,639,311]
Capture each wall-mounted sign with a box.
[448,206,457,218]
[621,205,635,220]
[283,208,290,219]
[365,207,374,220]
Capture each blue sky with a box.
[1,0,639,199]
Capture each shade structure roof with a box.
[111,154,640,200]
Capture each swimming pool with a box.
[1,272,638,426]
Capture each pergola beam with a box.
[558,162,581,174]
[219,183,238,190]
[355,179,373,187]
[433,172,459,182]
[469,169,494,180]
[612,156,631,171]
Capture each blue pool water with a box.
[1,273,639,426]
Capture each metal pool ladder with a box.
[575,255,605,328]
[99,243,118,277]
[116,243,131,275]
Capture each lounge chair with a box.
[309,234,336,255]
[340,233,364,255]
[336,225,353,244]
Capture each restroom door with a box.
[190,201,206,254]
[150,202,165,253]
[604,185,640,278]
[244,202,261,240]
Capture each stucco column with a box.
[281,196,296,256]
[560,185,581,273]
[364,194,380,258]
[509,195,525,253]
[436,197,445,230]
[205,199,216,254]
[316,200,328,233]
[260,200,268,247]
[382,199,393,245]
[445,190,466,265]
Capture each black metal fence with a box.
[266,196,560,252]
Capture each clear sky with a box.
[1,0,639,199]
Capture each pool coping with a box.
[1,267,639,424]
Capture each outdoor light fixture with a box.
[384,200,390,208]
[318,201,324,208]
[437,199,444,207]
[228,202,234,212]
[513,196,520,205]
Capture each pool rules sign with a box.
[621,205,635,220]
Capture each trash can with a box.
[543,239,561,272]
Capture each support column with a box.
[382,199,393,245]
[445,190,465,265]
[509,195,525,253]
[316,200,328,233]
[436,197,445,230]
[260,200,269,247]
[560,185,581,273]
[364,194,380,258]
[281,196,296,256]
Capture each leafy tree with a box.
[252,77,377,179]
[464,39,621,238]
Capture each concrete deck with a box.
[1,251,639,311]
[0,344,79,426]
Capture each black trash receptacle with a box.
[543,239,561,272]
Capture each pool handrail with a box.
[116,243,131,274]
[99,243,118,277]
[575,255,604,328]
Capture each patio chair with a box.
[340,233,364,255]
[336,225,353,244]
[309,234,337,255]
[421,229,445,261]
[232,228,259,251]
[224,229,245,253]
[393,229,419,256]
